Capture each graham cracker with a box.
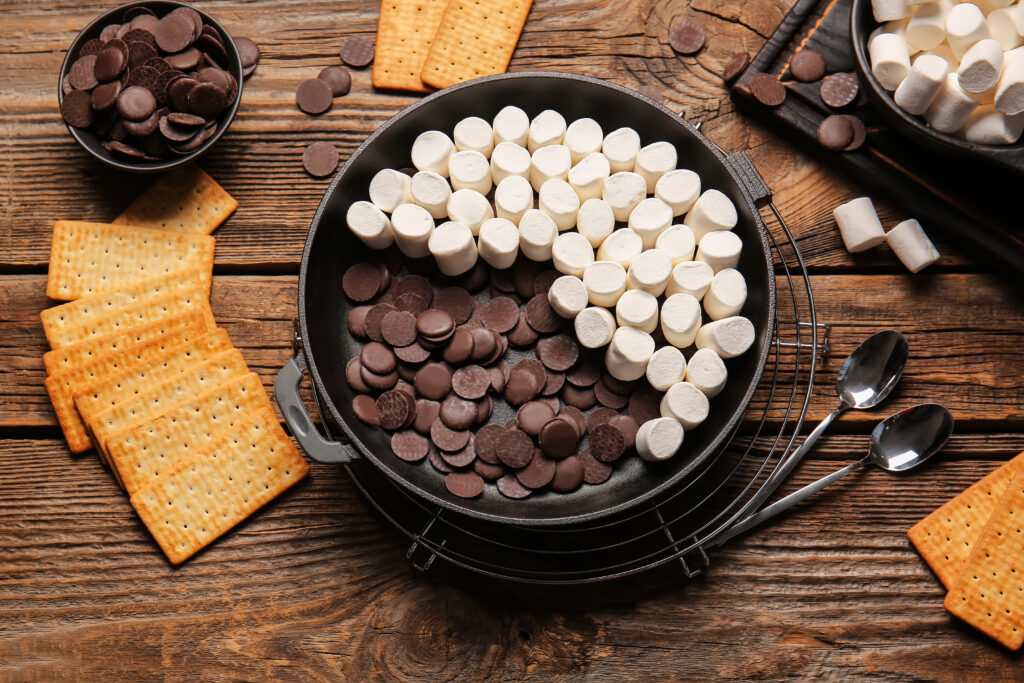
[945,470,1024,650]
[42,285,214,349]
[113,165,237,235]
[908,451,1024,588]
[42,310,211,376]
[129,405,308,564]
[46,220,215,301]
[44,322,211,453]
[40,269,211,350]
[372,0,448,92]
[420,0,534,89]
[108,373,271,494]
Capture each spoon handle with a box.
[712,456,870,547]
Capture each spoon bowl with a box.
[837,330,909,409]
[870,403,955,472]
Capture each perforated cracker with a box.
[420,0,534,89]
[373,0,448,92]
[40,269,211,349]
[108,373,270,494]
[908,451,1024,588]
[944,470,1024,650]
[42,285,214,349]
[129,405,308,564]
[46,220,215,301]
[113,165,237,235]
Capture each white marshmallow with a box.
[626,248,673,296]
[428,221,478,276]
[448,150,493,195]
[695,230,743,273]
[685,348,728,398]
[660,382,709,430]
[927,73,981,132]
[646,345,686,392]
[568,152,611,202]
[655,225,696,264]
[628,197,674,250]
[527,109,567,153]
[996,47,1024,115]
[604,326,655,381]
[832,196,886,252]
[494,175,533,224]
[477,217,520,269]
[368,169,412,213]
[411,130,455,177]
[961,103,1024,142]
[574,306,617,349]
[886,218,940,272]
[539,178,581,231]
[870,33,913,90]
[655,169,702,216]
[518,209,559,261]
[564,118,604,164]
[636,417,684,462]
[661,293,702,348]
[685,189,738,242]
[390,203,434,257]
[410,170,452,219]
[988,8,1022,51]
[666,260,714,299]
[633,141,677,193]
[530,144,572,191]
[548,275,589,319]
[946,3,990,59]
[615,288,659,333]
[582,260,627,307]
[873,0,909,22]
[551,231,595,277]
[906,0,953,52]
[453,116,494,157]
[695,316,756,358]
[446,189,493,236]
[346,200,394,250]
[596,228,644,268]
[895,53,948,115]
[602,127,642,173]
[603,171,648,221]
[576,198,616,247]
[924,42,957,70]
[492,105,530,146]
[490,141,532,185]
[703,268,747,320]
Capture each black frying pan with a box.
[275,72,776,527]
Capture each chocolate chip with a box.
[608,414,638,450]
[130,14,161,33]
[587,406,618,433]
[517,401,556,436]
[80,38,106,57]
[360,342,396,375]
[491,267,515,292]
[474,459,506,480]
[474,424,505,465]
[723,51,751,84]
[536,334,579,372]
[117,85,155,121]
[551,456,584,493]
[496,428,534,469]
[590,423,626,463]
[507,310,540,347]
[296,77,333,115]
[818,115,854,150]
[557,406,587,438]
[411,399,439,435]
[476,395,492,424]
[61,90,94,128]
[167,76,196,111]
[497,473,532,499]
[820,72,859,108]
[479,297,520,332]
[393,275,434,304]
[187,81,227,119]
[163,46,200,70]
[442,327,475,364]
[842,114,867,151]
[394,293,430,316]
[429,445,453,473]
[376,390,410,430]
[790,49,826,82]
[94,46,127,82]
[440,395,478,430]
[318,65,351,96]
[503,367,540,407]
[158,114,196,141]
[392,430,429,462]
[533,270,560,297]
[561,384,596,410]
[566,355,601,387]
[346,358,371,394]
[434,287,475,323]
[361,364,398,391]
[380,310,418,348]
[339,36,375,68]
[517,451,557,489]
[441,436,477,468]
[669,18,705,55]
[627,384,663,425]
[750,72,786,107]
[445,471,484,498]
[539,418,578,459]
[524,295,563,334]
[343,263,382,302]
[579,449,612,485]
[470,328,497,362]
[90,80,122,111]
[417,309,456,340]
[542,371,564,396]
[69,55,99,90]
[414,362,453,400]
[430,419,470,452]
[166,111,205,126]
[593,381,629,410]
[236,37,260,70]
[302,141,341,178]
[154,14,195,53]
[103,140,147,158]
[451,365,490,400]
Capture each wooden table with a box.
[3,0,1023,678]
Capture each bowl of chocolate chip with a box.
[58,1,245,172]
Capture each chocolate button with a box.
[580,449,612,485]
[442,327,475,364]
[590,423,626,463]
[524,294,562,334]
[395,343,431,364]
[587,406,618,433]
[346,358,371,394]
[434,287,475,324]
[818,115,854,151]
[69,55,99,90]
[497,473,532,499]
[429,445,453,473]
[236,37,260,70]
[339,36,375,68]
[608,414,639,450]
[440,395,478,430]
[507,310,539,347]
[503,367,540,407]
[352,394,379,426]
[296,77,333,115]
[60,90,94,128]
[417,309,456,339]
[474,459,506,480]
[627,384,662,425]
[361,364,398,391]
[414,362,453,400]
[566,356,601,387]
[536,334,579,372]
[90,80,122,111]
[413,399,440,435]
[474,424,506,465]
[820,72,859,108]
[392,430,429,462]
[164,46,201,70]
[551,456,584,493]
[360,342,397,375]
[318,65,351,96]
[479,297,520,333]
[557,406,587,438]
[750,72,786,107]
[430,419,470,452]
[669,19,705,55]
[517,401,556,436]
[561,384,596,410]
[542,371,564,396]
[593,381,628,410]
[516,451,556,489]
[723,51,751,84]
[470,328,497,362]
[445,471,484,499]
[790,49,826,82]
[117,85,156,121]
[187,81,227,119]
[539,418,578,459]
[440,436,477,468]
[394,293,430,315]
[302,139,339,177]
[842,114,867,151]
[363,303,397,342]
[496,428,534,469]
[393,275,434,304]
[94,46,127,82]
[451,365,489,400]
[376,390,410,430]
[342,263,382,302]
[381,310,418,347]
[155,14,195,53]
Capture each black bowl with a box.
[58,0,243,173]
[850,0,1024,175]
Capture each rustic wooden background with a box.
[3,0,1024,679]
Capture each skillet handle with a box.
[274,354,358,464]
[724,151,772,208]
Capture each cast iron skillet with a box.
[275,72,776,527]
[850,0,1024,176]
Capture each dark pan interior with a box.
[298,72,775,526]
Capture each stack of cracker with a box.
[909,451,1024,649]
[40,166,308,565]
[372,0,534,92]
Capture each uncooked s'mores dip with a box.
[343,105,757,500]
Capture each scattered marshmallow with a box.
[894,53,948,115]
[492,105,530,146]
[575,306,617,348]
[926,73,981,132]
[368,169,412,213]
[628,197,674,249]
[583,260,628,307]
[576,198,616,247]
[428,221,478,276]
[603,171,648,221]
[695,230,743,273]
[518,209,559,261]
[494,175,533,224]
[685,189,738,242]
[564,118,604,164]
[602,127,642,173]
[346,200,394,250]
[946,3,990,59]
[627,248,674,296]
[409,170,452,219]
[446,188,493,235]
[636,417,684,462]
[660,382,709,430]
[695,316,756,358]
[660,293,702,348]
[490,141,532,185]
[539,178,581,231]
[596,228,644,268]
[551,231,595,277]
[886,218,941,272]
[548,275,589,319]
[453,116,495,157]
[390,203,434,258]
[655,225,696,264]
[832,197,886,252]
[655,169,702,216]
[528,109,567,153]
[615,288,660,334]
[530,144,572,191]
[666,260,715,299]
[870,32,913,90]
[477,217,520,269]
[449,150,493,194]
[958,38,1004,93]
[685,348,728,398]
[703,268,747,320]
[646,345,687,392]
[568,152,611,202]
[411,130,455,177]
[605,326,655,381]
[634,141,678,193]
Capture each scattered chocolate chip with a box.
[302,140,339,177]
[750,72,786,107]
[723,51,751,84]
[479,296,520,333]
[296,77,333,115]
[340,36,375,68]
[669,18,705,55]
[433,286,475,324]
[842,114,867,151]
[820,72,859,108]
[789,49,826,82]
[236,37,260,70]
[818,114,854,150]
[318,65,351,96]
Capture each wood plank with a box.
[1,439,1022,678]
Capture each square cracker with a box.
[46,220,215,301]
[42,285,214,349]
[113,165,237,235]
[945,470,1024,650]
[908,451,1024,588]
[420,0,534,89]
[108,373,271,494]
[129,405,309,564]
[40,269,210,349]
[43,322,211,453]
[372,0,448,92]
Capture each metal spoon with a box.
[714,403,954,546]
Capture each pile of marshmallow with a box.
[346,106,757,458]
[834,196,940,270]
[869,0,1024,143]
